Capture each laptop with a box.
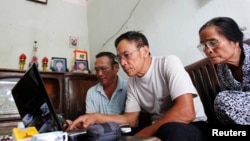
[11,63,86,137]
[11,64,132,141]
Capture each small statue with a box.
[29,41,39,68]
[19,53,26,70]
[42,57,48,71]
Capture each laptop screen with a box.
[11,64,63,133]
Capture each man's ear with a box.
[142,45,150,57]
[113,63,120,71]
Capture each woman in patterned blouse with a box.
[197,17,250,125]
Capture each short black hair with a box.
[56,60,63,63]
[199,17,244,48]
[95,52,118,66]
[114,31,149,48]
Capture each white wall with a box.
[0,0,89,71]
[87,0,250,78]
[1,0,250,76]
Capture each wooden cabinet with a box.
[0,69,26,135]
[64,73,98,120]
[41,72,65,115]
[0,68,98,135]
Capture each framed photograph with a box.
[51,57,67,72]
[75,60,89,73]
[73,49,88,60]
[27,0,47,4]
[69,36,79,48]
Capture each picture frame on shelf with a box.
[51,57,67,72]
[74,60,89,73]
[73,49,88,60]
[27,0,47,4]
